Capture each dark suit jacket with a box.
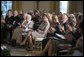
[5,16,14,25]
[12,15,21,28]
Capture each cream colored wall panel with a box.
[22,1,36,12]
[39,1,50,11]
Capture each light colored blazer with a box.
[38,21,50,34]
[31,20,50,38]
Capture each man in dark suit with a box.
[5,10,14,43]
[5,10,14,25]
[12,10,21,29]
[32,10,41,30]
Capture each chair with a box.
[34,33,47,50]
[57,43,72,56]
[45,36,72,56]
[34,38,44,50]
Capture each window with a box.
[60,1,68,14]
[1,1,12,18]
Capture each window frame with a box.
[1,1,12,18]
[59,1,69,14]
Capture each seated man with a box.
[12,10,21,29]
[4,10,14,43]
[1,11,8,43]
[32,10,41,30]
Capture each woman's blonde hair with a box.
[52,15,59,24]
[43,13,52,21]
[69,14,77,26]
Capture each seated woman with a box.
[38,14,81,56]
[47,14,68,38]
[21,13,34,36]
[11,13,34,46]
[38,24,81,56]
[20,13,50,50]
[47,15,63,37]
[68,14,77,32]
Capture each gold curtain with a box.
[49,1,54,12]
[69,1,77,13]
[54,1,59,14]
[49,1,59,14]
[12,1,22,11]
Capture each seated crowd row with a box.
[1,10,83,56]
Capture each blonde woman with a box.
[68,14,77,27]
[45,13,52,24]
[49,15,59,33]
[68,14,77,32]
